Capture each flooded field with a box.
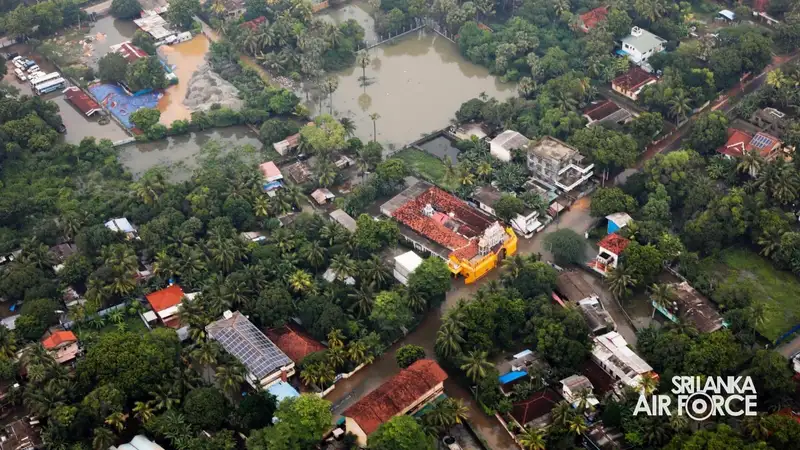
[34,16,137,70]
[319,1,379,42]
[2,60,129,145]
[417,134,461,163]
[314,3,515,149]
[158,35,211,124]
[119,126,262,179]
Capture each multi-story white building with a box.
[527,136,594,194]
[591,331,654,390]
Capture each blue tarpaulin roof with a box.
[499,371,528,385]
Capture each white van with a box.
[176,32,192,43]
[162,35,177,45]
[26,64,40,73]
[14,68,26,82]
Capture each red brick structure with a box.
[578,7,609,32]
[265,325,325,364]
[612,66,657,101]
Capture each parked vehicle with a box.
[175,31,192,43]
[26,64,39,73]
[29,72,60,87]
[34,77,66,95]
[13,68,26,82]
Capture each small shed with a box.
[394,251,424,285]
[311,188,335,205]
[329,209,357,233]
[605,212,632,234]
[259,161,283,183]
[718,9,735,21]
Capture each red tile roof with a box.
[241,16,266,31]
[511,389,561,425]
[146,284,184,313]
[391,186,496,261]
[612,66,657,92]
[117,42,148,63]
[259,161,282,179]
[265,325,325,364]
[63,87,101,116]
[343,359,447,435]
[716,128,782,158]
[579,6,609,31]
[42,331,77,350]
[598,233,630,255]
[583,100,621,121]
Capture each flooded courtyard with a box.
[312,2,515,149]
[119,126,262,179]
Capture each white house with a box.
[589,233,630,277]
[591,331,654,390]
[560,375,599,408]
[620,27,666,65]
[394,251,424,285]
[471,186,545,238]
[489,130,529,162]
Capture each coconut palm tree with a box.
[476,161,493,180]
[347,339,368,364]
[327,329,345,349]
[289,269,314,293]
[349,285,375,318]
[369,112,380,142]
[748,302,767,340]
[150,385,181,412]
[568,414,589,435]
[550,400,574,430]
[517,426,546,450]
[634,0,665,23]
[254,196,270,217]
[460,350,493,383]
[0,326,17,359]
[314,158,338,188]
[301,241,326,272]
[360,256,392,287]
[340,117,356,138]
[21,241,55,270]
[648,283,673,318]
[435,320,465,359]
[606,264,637,300]
[191,340,221,366]
[517,76,537,98]
[638,372,658,395]
[357,52,370,88]
[668,89,691,125]
[742,414,770,440]
[405,289,427,313]
[133,401,155,424]
[737,149,764,177]
[60,212,84,240]
[104,411,128,432]
[215,363,247,394]
[92,427,116,450]
[24,380,66,417]
[574,389,596,413]
[330,254,357,281]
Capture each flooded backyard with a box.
[118,125,262,179]
[157,35,211,124]
[312,2,515,149]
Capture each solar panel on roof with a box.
[209,314,292,380]
[750,134,774,149]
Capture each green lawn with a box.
[713,247,800,341]
[394,148,457,191]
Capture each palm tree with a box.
[0,326,17,359]
[638,372,658,395]
[634,0,665,23]
[749,302,767,340]
[668,89,691,125]
[191,340,221,366]
[552,0,570,17]
[442,157,458,186]
[289,269,314,293]
[357,51,370,89]
[605,264,637,299]
[24,380,66,417]
[301,241,326,271]
[314,158,338,188]
[517,76,537,98]
[369,112,380,142]
[517,426,546,450]
[215,363,247,394]
[133,401,155,424]
[323,76,339,114]
[476,161,493,180]
[737,149,764,178]
[150,385,181,412]
[550,400,574,430]
[104,411,128,433]
[460,350,492,383]
[767,69,788,89]
[360,256,392,287]
[648,283,673,318]
[435,320,464,359]
[568,414,589,435]
[61,212,84,240]
[574,389,596,413]
[742,414,770,440]
[327,329,345,349]
[405,289,427,313]
[347,339,368,364]
[340,117,356,138]
[21,241,55,270]
[92,427,116,450]
[330,254,357,281]
[254,196,270,217]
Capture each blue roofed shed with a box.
[499,371,528,385]
[605,212,632,234]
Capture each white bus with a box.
[30,72,60,87]
[34,77,66,95]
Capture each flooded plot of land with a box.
[417,134,461,163]
[319,1,379,42]
[119,126,262,179]
[314,6,514,149]
[158,35,212,124]
[35,16,137,70]
[2,61,129,145]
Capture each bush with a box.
[183,387,228,431]
[16,298,59,341]
[543,229,588,265]
[395,345,425,368]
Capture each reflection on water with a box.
[158,36,211,124]
[86,17,139,69]
[119,126,262,179]
[311,4,514,149]
[319,1,379,42]
[418,135,461,163]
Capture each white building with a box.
[560,375,599,408]
[620,27,666,66]
[590,233,630,277]
[104,217,138,240]
[527,136,594,194]
[394,251,424,285]
[591,331,654,390]
[490,130,529,162]
[471,186,545,238]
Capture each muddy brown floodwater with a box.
[157,35,211,124]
